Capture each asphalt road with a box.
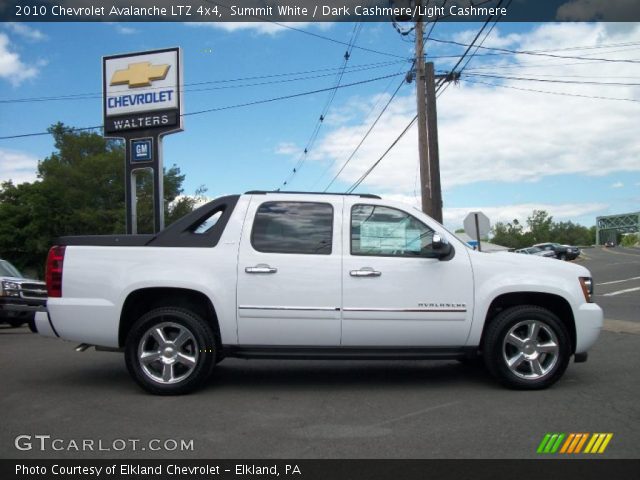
[1,248,638,460]
[577,246,640,325]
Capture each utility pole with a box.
[424,61,442,223]
[414,12,432,218]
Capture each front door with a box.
[236,196,342,346]
[341,200,474,347]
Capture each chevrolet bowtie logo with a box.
[110,62,170,88]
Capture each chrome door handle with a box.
[245,264,278,274]
[350,267,381,277]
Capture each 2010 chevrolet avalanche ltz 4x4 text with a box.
[35,192,603,394]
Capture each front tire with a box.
[125,307,217,395]
[483,306,571,389]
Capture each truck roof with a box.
[245,190,381,199]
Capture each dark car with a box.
[0,259,47,331]
[514,247,557,258]
[604,241,616,247]
[533,243,581,261]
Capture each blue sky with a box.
[0,20,639,229]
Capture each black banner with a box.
[3,0,640,22]
[104,110,180,135]
[3,459,640,480]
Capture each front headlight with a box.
[1,281,20,297]
[579,277,594,303]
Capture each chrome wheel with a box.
[137,322,199,385]
[502,320,559,380]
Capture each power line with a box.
[346,114,418,193]
[427,37,640,64]
[0,60,406,104]
[435,2,504,99]
[205,0,408,60]
[0,72,405,141]
[278,23,362,190]
[323,73,409,192]
[462,78,640,103]
[463,72,640,87]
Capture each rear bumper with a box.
[35,311,58,338]
[574,303,603,354]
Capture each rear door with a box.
[236,196,342,346]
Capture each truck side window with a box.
[351,204,436,257]
[251,201,333,255]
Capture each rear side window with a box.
[251,201,333,255]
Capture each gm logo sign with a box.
[131,139,153,163]
[537,433,613,454]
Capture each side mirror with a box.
[431,233,453,259]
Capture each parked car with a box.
[36,192,602,394]
[0,259,47,331]
[533,243,581,261]
[604,241,616,248]
[514,247,556,259]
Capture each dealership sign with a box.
[102,47,184,235]
[103,47,183,135]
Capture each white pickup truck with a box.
[36,192,602,395]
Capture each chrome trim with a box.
[343,307,467,313]
[350,267,382,277]
[239,306,340,312]
[245,264,278,274]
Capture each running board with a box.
[223,345,475,361]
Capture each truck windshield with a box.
[0,260,23,278]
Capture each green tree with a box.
[0,123,195,275]
[527,210,553,244]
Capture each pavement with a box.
[0,248,638,460]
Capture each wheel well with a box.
[118,288,221,348]
[482,292,576,353]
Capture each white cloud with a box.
[377,194,607,229]
[611,182,624,188]
[301,23,640,201]
[0,33,39,85]
[0,149,40,185]
[275,142,299,155]
[4,23,46,41]
[113,24,137,35]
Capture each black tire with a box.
[125,307,218,395]
[483,305,571,390]
[559,253,567,261]
[28,318,37,333]
[8,320,25,328]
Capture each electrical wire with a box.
[462,78,640,103]
[0,72,405,140]
[277,23,362,190]
[0,60,406,104]
[346,114,418,193]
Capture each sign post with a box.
[103,47,183,234]
[464,211,491,252]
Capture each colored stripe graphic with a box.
[585,433,613,454]
[537,433,565,454]
[539,433,614,454]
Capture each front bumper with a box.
[574,303,603,353]
[0,298,46,320]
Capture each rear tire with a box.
[483,305,570,389]
[125,307,217,395]
[8,320,24,328]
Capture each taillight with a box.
[46,246,66,297]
